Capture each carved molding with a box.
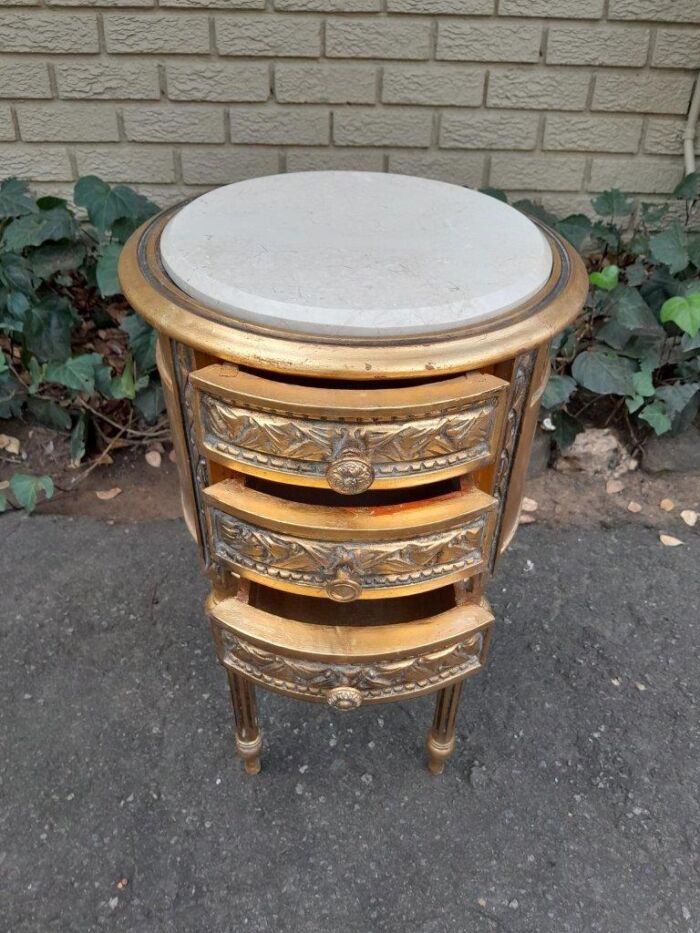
[216,627,485,703]
[199,393,498,482]
[212,510,487,594]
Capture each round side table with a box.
[119,172,587,776]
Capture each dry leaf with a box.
[149,441,165,453]
[96,487,122,501]
[659,533,682,547]
[627,500,642,513]
[168,448,177,463]
[519,513,536,525]
[145,450,162,468]
[0,479,9,490]
[94,452,114,467]
[635,682,647,692]
[0,433,20,455]
[660,498,674,512]
[521,497,538,513]
[680,509,697,527]
[606,479,624,494]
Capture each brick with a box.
[544,114,643,153]
[0,144,73,181]
[490,154,585,191]
[104,14,210,54]
[388,152,484,187]
[167,63,269,102]
[0,0,40,5]
[387,0,492,11]
[17,104,119,142]
[0,13,98,52]
[499,0,603,15]
[333,109,432,147]
[547,26,650,66]
[275,65,376,104]
[589,157,683,193]
[56,62,160,100]
[181,146,279,184]
[161,0,263,7]
[230,106,329,145]
[437,23,541,63]
[326,20,430,60]
[593,72,694,114]
[488,69,589,110]
[644,118,700,156]
[216,17,321,57]
[652,29,700,68]
[382,66,484,107]
[44,0,153,5]
[127,183,206,207]
[609,0,700,23]
[440,111,538,149]
[276,0,380,8]
[75,145,176,182]
[124,106,225,142]
[0,61,51,98]
[0,106,15,142]
[286,148,384,171]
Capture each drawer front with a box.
[192,365,507,494]
[203,481,497,601]
[208,590,494,707]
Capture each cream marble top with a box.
[160,172,552,339]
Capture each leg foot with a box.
[226,669,262,776]
[426,681,463,776]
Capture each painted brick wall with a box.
[0,0,698,213]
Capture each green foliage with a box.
[529,174,700,446]
[0,175,162,512]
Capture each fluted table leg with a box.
[226,669,262,775]
[426,681,464,775]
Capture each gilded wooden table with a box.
[120,172,586,776]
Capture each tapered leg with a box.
[426,680,464,775]
[226,669,262,775]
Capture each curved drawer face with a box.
[203,481,497,601]
[192,365,507,493]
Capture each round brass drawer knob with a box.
[326,452,374,495]
[325,566,362,603]
[327,687,363,710]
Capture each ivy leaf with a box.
[552,410,582,450]
[23,296,74,362]
[608,287,663,335]
[673,172,699,201]
[110,356,136,400]
[589,265,619,291]
[660,294,700,337]
[45,352,103,394]
[0,252,34,294]
[592,189,633,217]
[625,259,647,287]
[640,202,668,227]
[0,368,26,418]
[478,187,508,203]
[572,349,636,396]
[96,242,123,297]
[541,373,577,410]
[632,368,655,398]
[513,199,558,225]
[9,473,54,513]
[26,397,72,431]
[2,208,78,252]
[74,176,158,234]
[29,241,85,279]
[0,178,37,219]
[6,291,30,320]
[134,382,166,424]
[591,222,621,250]
[655,382,699,419]
[554,214,592,251]
[650,221,689,274]
[638,400,671,435]
[626,394,645,413]
[0,491,6,512]
[596,320,631,351]
[70,412,87,464]
[121,313,156,373]
[687,233,700,270]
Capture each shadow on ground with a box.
[1,515,698,933]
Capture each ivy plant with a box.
[0,175,161,512]
[485,175,700,449]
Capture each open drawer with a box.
[202,476,497,602]
[191,364,507,495]
[208,581,494,708]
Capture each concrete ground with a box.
[1,513,698,933]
